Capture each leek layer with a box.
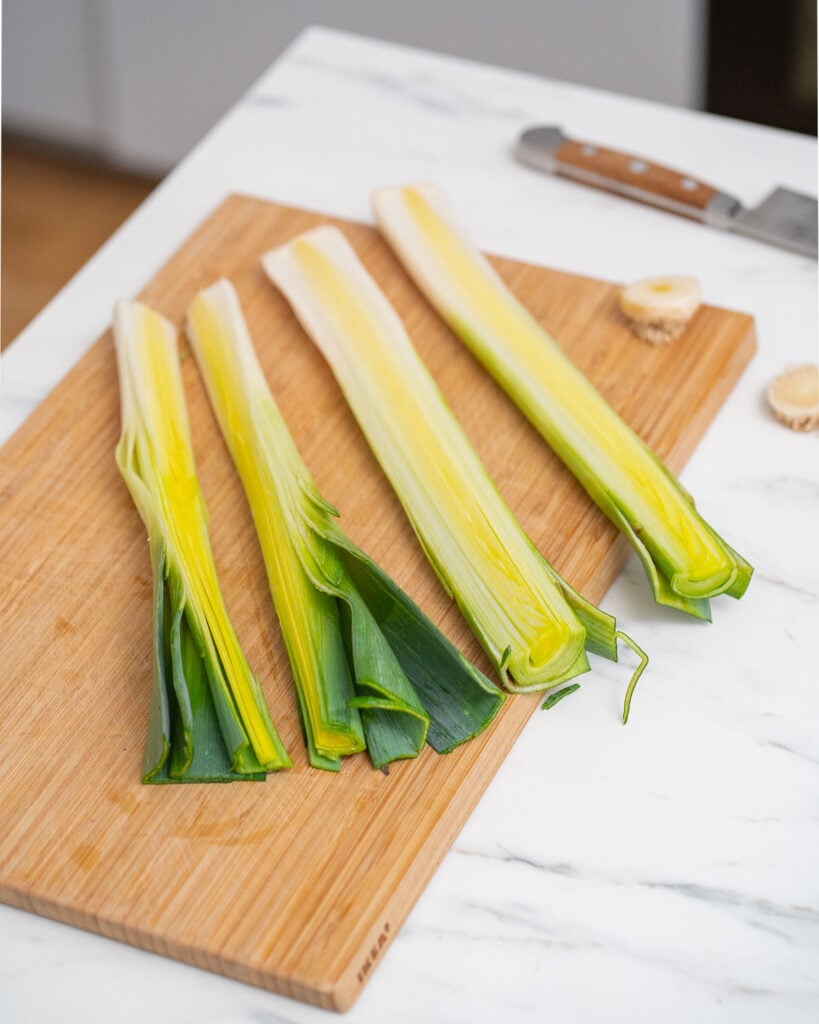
[262,229,646,711]
[186,280,504,769]
[372,184,753,620]
[113,300,291,782]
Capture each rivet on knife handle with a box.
[515,126,740,227]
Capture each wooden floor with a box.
[2,146,159,348]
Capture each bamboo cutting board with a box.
[0,195,755,1011]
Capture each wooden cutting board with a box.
[0,195,755,1011]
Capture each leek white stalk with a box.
[114,300,291,782]
[186,280,504,768]
[262,229,646,711]
[372,184,752,620]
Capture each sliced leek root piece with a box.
[113,300,291,782]
[619,275,701,344]
[767,364,819,432]
[262,228,647,716]
[372,184,752,620]
[186,280,504,769]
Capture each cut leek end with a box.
[501,643,590,694]
[608,486,752,612]
[665,534,753,606]
[606,499,743,620]
[470,606,592,695]
[670,568,736,600]
[313,728,367,760]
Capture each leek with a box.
[262,229,646,713]
[186,280,504,769]
[372,184,752,620]
[113,300,291,782]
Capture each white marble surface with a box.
[1,26,817,1024]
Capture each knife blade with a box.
[515,126,817,259]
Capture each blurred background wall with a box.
[3,0,713,175]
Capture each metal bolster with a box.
[703,192,743,228]
[515,127,567,174]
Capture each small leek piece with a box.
[262,228,646,712]
[619,274,701,344]
[186,280,504,769]
[113,300,291,782]
[767,364,819,431]
[373,184,753,621]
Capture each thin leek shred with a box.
[113,300,291,782]
[186,280,504,770]
[261,229,647,714]
[372,185,753,620]
[541,684,581,711]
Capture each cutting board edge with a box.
[0,882,347,1010]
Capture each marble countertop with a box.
[2,26,817,1024]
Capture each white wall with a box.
[3,0,104,150]
[2,0,707,175]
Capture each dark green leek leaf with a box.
[336,541,506,754]
[339,579,429,768]
[142,551,266,784]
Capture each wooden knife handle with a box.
[554,137,720,216]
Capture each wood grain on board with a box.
[0,195,756,1010]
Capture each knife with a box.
[515,125,818,259]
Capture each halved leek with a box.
[186,280,504,769]
[113,300,291,782]
[262,229,646,714]
[372,184,752,620]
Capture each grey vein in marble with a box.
[284,53,535,121]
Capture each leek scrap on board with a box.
[372,184,753,621]
[186,279,505,770]
[262,228,647,719]
[113,300,291,783]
